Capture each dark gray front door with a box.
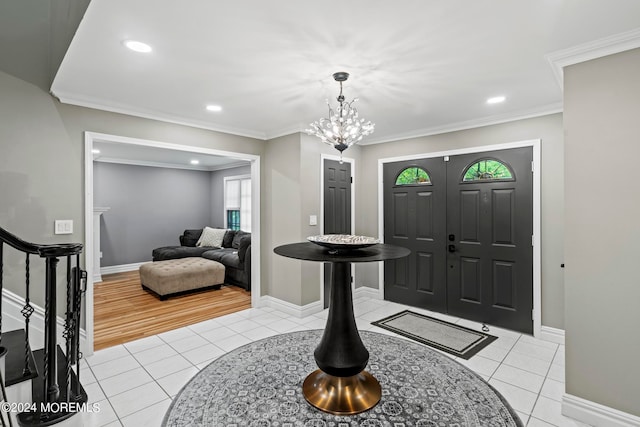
[323,159,352,309]
[383,147,534,333]
[446,148,533,333]
[383,158,447,310]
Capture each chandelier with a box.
[306,72,374,161]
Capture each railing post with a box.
[44,256,60,404]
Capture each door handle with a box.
[448,244,457,253]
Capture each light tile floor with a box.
[81,296,592,427]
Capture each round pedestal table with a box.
[274,242,410,415]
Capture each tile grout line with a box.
[107,342,178,425]
[524,344,563,427]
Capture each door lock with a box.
[448,244,457,253]
[448,234,455,242]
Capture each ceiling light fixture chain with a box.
[306,72,374,163]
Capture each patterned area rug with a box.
[163,330,522,426]
[371,310,498,359]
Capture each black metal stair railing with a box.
[0,226,87,426]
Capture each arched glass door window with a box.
[395,166,432,185]
[462,158,514,182]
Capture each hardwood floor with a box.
[94,270,251,351]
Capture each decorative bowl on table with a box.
[307,235,380,251]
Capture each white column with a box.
[93,207,110,283]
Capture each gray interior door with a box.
[383,158,447,310]
[383,147,534,333]
[323,159,352,309]
[446,148,533,333]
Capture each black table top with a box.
[274,242,410,263]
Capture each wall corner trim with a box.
[353,286,382,301]
[260,295,323,318]
[562,393,640,427]
[100,262,148,276]
[539,325,565,345]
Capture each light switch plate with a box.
[54,220,73,235]
[309,215,318,226]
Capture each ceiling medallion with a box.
[306,72,374,162]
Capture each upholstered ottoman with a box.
[139,257,225,300]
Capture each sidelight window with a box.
[462,159,513,182]
[395,167,431,185]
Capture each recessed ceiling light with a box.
[487,96,506,104]
[206,105,222,112]
[123,40,152,53]
[92,149,100,154]
[190,160,200,165]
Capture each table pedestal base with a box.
[302,369,381,415]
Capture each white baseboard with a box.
[260,295,323,318]
[562,393,640,427]
[539,325,565,345]
[2,289,87,353]
[101,262,147,276]
[353,286,382,300]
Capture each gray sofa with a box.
[152,228,251,291]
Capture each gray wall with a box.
[564,48,640,417]
[357,114,565,329]
[0,69,263,314]
[210,165,251,228]
[94,162,213,266]
[260,133,363,305]
[262,134,302,302]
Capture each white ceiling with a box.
[53,0,640,144]
[92,141,249,171]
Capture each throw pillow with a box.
[232,230,250,249]
[196,227,226,248]
[181,229,203,247]
[222,229,237,248]
[238,235,251,263]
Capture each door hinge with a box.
[350,176,353,184]
[444,156,450,162]
[532,235,534,247]
[532,309,535,321]
[531,160,535,173]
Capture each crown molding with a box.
[359,103,563,146]
[546,27,640,90]
[51,90,267,140]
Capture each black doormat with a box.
[371,310,497,359]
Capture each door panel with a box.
[460,191,480,242]
[493,261,516,309]
[382,147,534,334]
[416,192,434,239]
[383,159,446,310]
[392,192,409,238]
[323,159,352,309]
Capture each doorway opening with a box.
[83,132,261,354]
